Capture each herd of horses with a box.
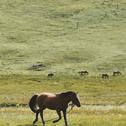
[101,71,122,79]
[47,70,122,79]
[29,70,122,125]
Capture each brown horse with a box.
[102,74,109,79]
[29,91,81,126]
[78,70,89,76]
[47,73,54,78]
[113,71,121,76]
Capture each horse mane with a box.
[59,91,75,98]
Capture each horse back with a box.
[37,93,64,110]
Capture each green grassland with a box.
[0,0,126,74]
[0,0,126,126]
[0,75,126,126]
[0,75,126,106]
[0,107,126,126]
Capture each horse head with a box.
[69,92,81,107]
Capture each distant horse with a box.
[47,73,54,78]
[113,71,121,76]
[78,70,89,76]
[29,91,81,126]
[102,74,109,79]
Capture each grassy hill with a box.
[0,0,126,75]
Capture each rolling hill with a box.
[0,0,126,75]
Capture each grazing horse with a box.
[113,71,121,76]
[29,91,81,126]
[102,74,109,79]
[47,73,54,78]
[78,70,88,76]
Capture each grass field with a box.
[0,106,126,126]
[0,75,126,105]
[0,75,126,126]
[0,0,126,126]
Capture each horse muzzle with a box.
[76,103,81,107]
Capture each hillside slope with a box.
[0,0,126,75]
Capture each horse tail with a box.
[29,94,38,113]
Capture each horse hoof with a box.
[53,120,57,123]
[33,121,36,125]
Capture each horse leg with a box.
[63,110,68,126]
[33,111,39,125]
[40,110,45,126]
[53,110,61,123]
